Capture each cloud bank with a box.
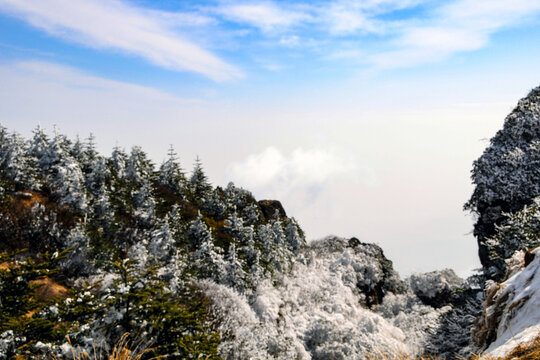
[226,146,370,208]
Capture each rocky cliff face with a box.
[466,85,540,357]
[466,86,540,281]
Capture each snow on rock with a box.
[408,269,464,308]
[201,236,445,359]
[376,292,451,355]
[476,247,540,358]
[465,85,540,280]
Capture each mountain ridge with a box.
[1,85,540,359]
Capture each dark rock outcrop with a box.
[465,85,540,280]
[258,200,287,220]
[307,236,407,308]
[408,269,464,308]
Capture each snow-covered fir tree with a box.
[126,145,155,185]
[158,145,186,196]
[188,156,212,204]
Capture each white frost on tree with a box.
[61,225,92,276]
[158,145,186,195]
[126,146,154,185]
[189,157,212,202]
[199,236,443,359]
[224,243,246,292]
[192,220,226,282]
[132,180,156,227]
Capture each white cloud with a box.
[210,0,540,70]
[4,0,536,74]
[370,0,540,68]
[226,147,374,207]
[321,0,421,35]
[0,0,242,81]
[212,0,417,35]
[214,1,309,32]
[279,35,301,47]
[6,60,201,104]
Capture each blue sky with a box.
[1,0,540,276]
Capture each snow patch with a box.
[481,247,540,358]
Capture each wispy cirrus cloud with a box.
[1,0,539,76]
[0,0,242,81]
[209,0,540,70]
[6,60,201,103]
[321,0,423,35]
[213,1,310,32]
[369,0,540,68]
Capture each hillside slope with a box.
[2,84,540,359]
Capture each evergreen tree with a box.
[109,145,128,180]
[85,156,110,197]
[189,157,212,203]
[483,198,540,278]
[72,133,101,182]
[29,125,51,174]
[149,216,185,293]
[126,146,155,185]
[60,225,92,277]
[202,188,228,220]
[0,252,68,358]
[241,203,261,226]
[158,145,186,195]
[223,210,244,241]
[94,259,220,359]
[0,132,36,190]
[70,135,85,165]
[224,243,246,292]
[257,219,292,273]
[186,212,212,249]
[149,215,176,263]
[223,182,256,210]
[240,225,258,267]
[132,180,156,228]
[41,130,88,211]
[166,205,184,241]
[192,220,226,281]
[85,133,99,164]
[285,218,304,255]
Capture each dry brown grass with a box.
[44,331,539,359]
[0,261,12,270]
[365,355,445,360]
[32,277,69,302]
[50,334,158,360]
[363,348,450,360]
[48,334,540,360]
[16,192,48,210]
[469,333,540,360]
[363,334,540,360]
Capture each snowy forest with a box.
[0,86,539,359]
